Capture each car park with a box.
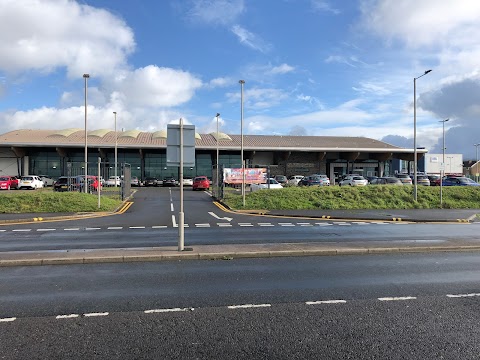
[250,178,283,192]
[287,175,304,186]
[192,176,210,191]
[369,177,403,185]
[395,173,413,185]
[163,177,177,187]
[299,175,324,186]
[442,177,480,186]
[339,175,368,186]
[18,175,44,190]
[144,177,159,187]
[274,175,288,184]
[38,175,55,186]
[105,176,121,186]
[0,176,17,190]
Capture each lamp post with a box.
[215,113,220,198]
[474,143,480,182]
[413,69,432,201]
[239,80,245,207]
[439,118,449,207]
[113,111,118,187]
[83,74,90,193]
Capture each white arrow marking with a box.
[208,212,233,222]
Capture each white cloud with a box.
[352,82,392,96]
[0,0,135,78]
[231,25,272,53]
[269,63,295,75]
[311,0,340,14]
[226,87,289,109]
[187,0,245,26]
[208,77,232,88]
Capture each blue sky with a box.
[1,0,480,159]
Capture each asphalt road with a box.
[1,253,480,359]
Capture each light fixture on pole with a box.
[113,111,118,188]
[439,118,449,207]
[474,143,480,182]
[215,113,220,198]
[83,73,90,193]
[239,79,245,207]
[413,69,432,201]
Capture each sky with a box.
[1,0,480,159]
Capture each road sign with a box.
[166,123,195,167]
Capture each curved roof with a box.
[152,130,167,139]
[210,132,232,141]
[119,130,141,139]
[88,129,111,137]
[50,128,82,137]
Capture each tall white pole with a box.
[216,113,220,198]
[475,144,479,182]
[83,74,90,193]
[178,118,184,251]
[239,80,245,207]
[113,111,118,187]
[440,118,448,207]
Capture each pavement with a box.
[0,206,479,267]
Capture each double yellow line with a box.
[116,201,133,214]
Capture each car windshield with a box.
[268,179,280,184]
[21,177,34,180]
[0,177,9,181]
[353,176,364,180]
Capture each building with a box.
[420,153,463,175]
[0,128,427,184]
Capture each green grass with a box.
[0,189,123,213]
[223,186,480,210]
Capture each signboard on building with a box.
[223,168,267,185]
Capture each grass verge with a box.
[223,186,480,210]
[0,190,123,213]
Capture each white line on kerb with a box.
[56,314,79,319]
[447,293,480,298]
[378,296,417,301]
[306,300,347,305]
[0,317,16,322]
[84,312,109,317]
[228,304,271,309]
[144,308,193,314]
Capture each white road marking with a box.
[56,314,79,319]
[172,215,177,228]
[195,224,210,227]
[258,223,274,227]
[152,225,168,229]
[12,229,31,232]
[85,227,101,231]
[108,227,123,230]
[0,230,6,232]
[208,212,233,222]
[378,296,417,301]
[279,223,295,226]
[36,228,56,232]
[129,226,145,229]
[393,222,408,225]
[306,300,347,305]
[64,228,80,231]
[217,223,232,227]
[84,312,109,317]
[372,222,389,225]
[0,317,16,322]
[333,222,350,226]
[315,223,333,226]
[352,222,369,225]
[228,304,271,309]
[447,293,480,298]
[298,223,313,227]
[170,203,174,212]
[238,223,254,227]
[144,308,193,314]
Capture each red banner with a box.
[223,168,267,184]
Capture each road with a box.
[1,253,480,359]
[0,187,479,252]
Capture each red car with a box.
[192,176,210,191]
[0,176,17,190]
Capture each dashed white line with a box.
[447,293,480,298]
[36,228,56,232]
[372,222,389,225]
[0,229,6,232]
[378,296,417,301]
[352,222,369,225]
[217,223,232,227]
[315,223,333,226]
[0,317,16,322]
[144,308,193,314]
[64,228,80,231]
[107,227,123,230]
[279,223,295,226]
[258,223,274,227]
[332,222,351,226]
[129,226,146,229]
[238,223,254,227]
[83,312,109,317]
[152,225,168,229]
[56,314,79,319]
[170,203,174,212]
[172,215,177,228]
[12,229,31,232]
[85,227,101,231]
[228,304,271,309]
[195,224,210,227]
[306,300,347,305]
[298,223,313,227]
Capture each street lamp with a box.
[413,69,432,201]
[83,73,90,193]
[215,113,220,198]
[439,118,449,207]
[113,111,118,188]
[474,143,480,182]
[239,79,245,207]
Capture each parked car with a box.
[18,175,44,190]
[442,177,480,186]
[339,175,368,186]
[274,175,288,184]
[287,175,304,186]
[144,177,159,187]
[182,177,193,186]
[53,176,81,192]
[427,175,441,186]
[366,176,378,184]
[411,175,430,186]
[105,176,121,187]
[250,178,283,192]
[312,174,330,186]
[395,173,413,185]
[369,177,403,185]
[0,175,17,190]
[163,177,177,187]
[130,176,140,187]
[299,175,324,186]
[38,175,55,186]
[192,176,210,191]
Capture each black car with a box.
[144,177,159,187]
[163,177,177,187]
[53,176,81,192]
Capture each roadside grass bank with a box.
[223,186,480,210]
[0,190,122,213]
